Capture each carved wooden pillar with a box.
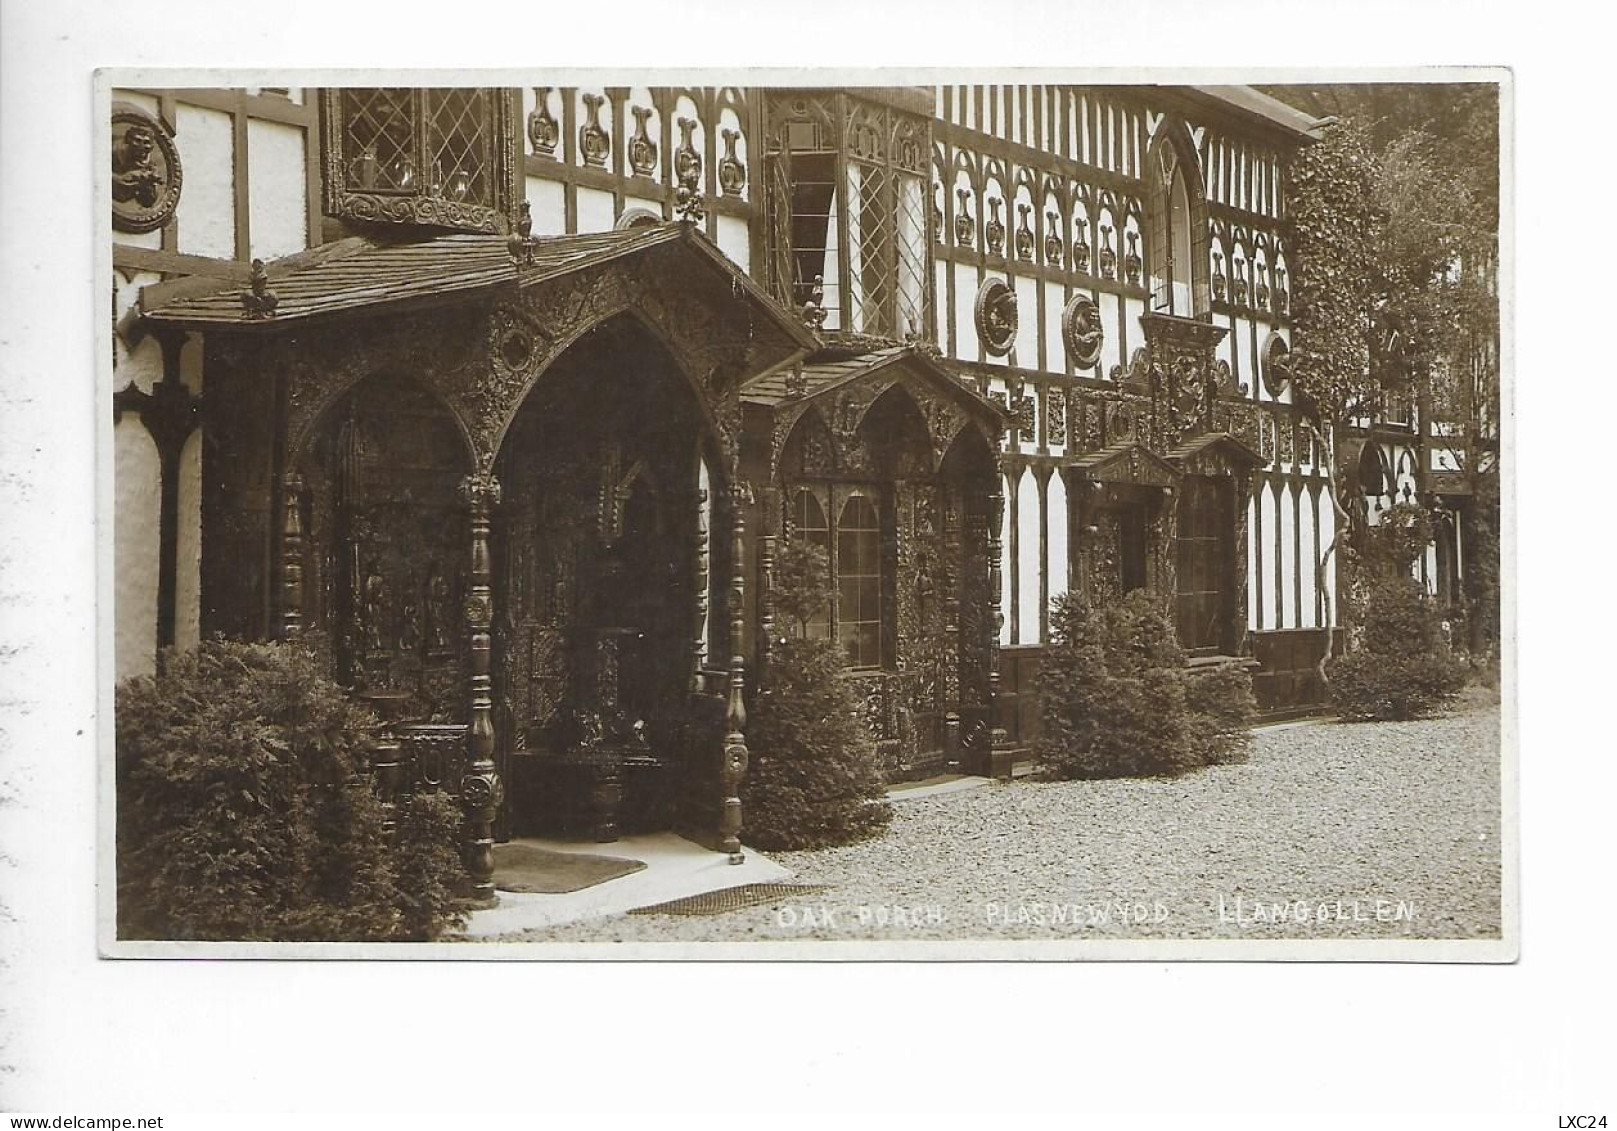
[458,472,503,906]
[1231,470,1254,656]
[280,472,306,639]
[718,479,750,864]
[985,467,1007,748]
[693,484,710,691]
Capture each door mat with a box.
[492,842,647,894]
[627,883,830,917]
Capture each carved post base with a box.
[591,760,623,843]
[719,733,747,864]
[943,711,962,771]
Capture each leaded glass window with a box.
[324,87,518,234]
[765,92,932,341]
[837,494,884,669]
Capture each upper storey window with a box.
[764,92,932,340]
[1147,143,1197,316]
[322,88,519,234]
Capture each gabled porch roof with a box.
[741,343,1009,429]
[1165,431,1269,472]
[139,221,820,355]
[1069,440,1183,488]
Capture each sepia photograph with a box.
[98,73,1510,958]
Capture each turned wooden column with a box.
[280,472,305,640]
[458,472,503,906]
[692,485,710,691]
[718,479,751,864]
[985,468,1007,748]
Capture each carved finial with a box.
[784,364,807,399]
[240,259,277,319]
[674,116,705,222]
[507,200,539,266]
[801,275,828,330]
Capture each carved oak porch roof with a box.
[1069,440,1183,488]
[138,222,820,355]
[741,344,1011,473]
[1165,431,1268,474]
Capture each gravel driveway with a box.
[487,693,1502,943]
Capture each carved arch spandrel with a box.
[279,252,767,476]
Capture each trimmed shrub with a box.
[1326,577,1468,721]
[116,639,467,941]
[1186,661,1258,766]
[742,542,892,850]
[1037,591,1256,778]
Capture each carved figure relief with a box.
[974,278,1018,357]
[1061,294,1105,370]
[112,104,183,233]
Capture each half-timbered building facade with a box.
[111,80,1341,897]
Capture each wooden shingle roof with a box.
[140,222,818,354]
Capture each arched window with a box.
[792,488,831,640]
[836,494,883,668]
[1148,142,1196,316]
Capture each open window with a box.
[1147,135,1204,317]
[323,87,519,233]
[764,92,931,340]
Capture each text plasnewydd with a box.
[770,901,1174,931]
[1215,895,1420,928]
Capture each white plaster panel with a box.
[1016,467,1041,644]
[1011,274,1038,368]
[715,213,749,271]
[1299,487,1318,628]
[116,420,161,681]
[1098,290,1122,377]
[525,176,566,236]
[175,430,202,651]
[1043,280,1064,373]
[934,260,949,346]
[575,186,616,234]
[247,118,308,260]
[1247,494,1261,631]
[114,271,165,394]
[1046,471,1069,602]
[952,261,979,361]
[1279,481,1297,630]
[1256,482,1276,632]
[174,104,236,260]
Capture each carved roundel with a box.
[111,104,183,234]
[1061,294,1105,370]
[974,278,1019,358]
[1262,331,1291,397]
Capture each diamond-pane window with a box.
[325,87,515,234]
[765,92,932,341]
